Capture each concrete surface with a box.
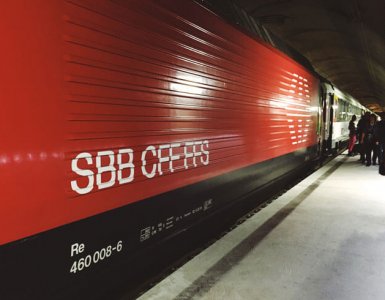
[137,153,385,300]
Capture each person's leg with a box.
[359,136,365,162]
[360,145,365,162]
[348,136,356,155]
[348,137,352,155]
[352,135,356,154]
[373,144,379,165]
[380,143,385,164]
[366,143,372,166]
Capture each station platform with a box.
[137,153,385,300]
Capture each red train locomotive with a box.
[0,0,324,299]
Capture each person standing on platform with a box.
[348,115,357,156]
[357,112,370,163]
[375,112,385,174]
[361,113,378,166]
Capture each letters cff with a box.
[71,140,209,195]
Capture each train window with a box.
[336,99,350,121]
[337,99,343,121]
[353,106,361,118]
[345,101,349,120]
[347,103,355,118]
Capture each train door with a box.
[318,85,326,156]
[320,83,333,155]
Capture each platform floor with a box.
[137,153,385,300]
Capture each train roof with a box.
[322,81,372,113]
[195,0,315,73]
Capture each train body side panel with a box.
[1,0,319,245]
[1,150,315,299]
[0,1,320,298]
[0,1,66,244]
[0,0,319,300]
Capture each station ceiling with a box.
[235,0,385,112]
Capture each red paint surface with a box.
[0,0,319,244]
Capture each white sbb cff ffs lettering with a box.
[71,149,134,195]
[71,140,209,195]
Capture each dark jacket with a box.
[364,123,376,144]
[357,117,366,140]
[375,120,385,144]
[348,120,356,137]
